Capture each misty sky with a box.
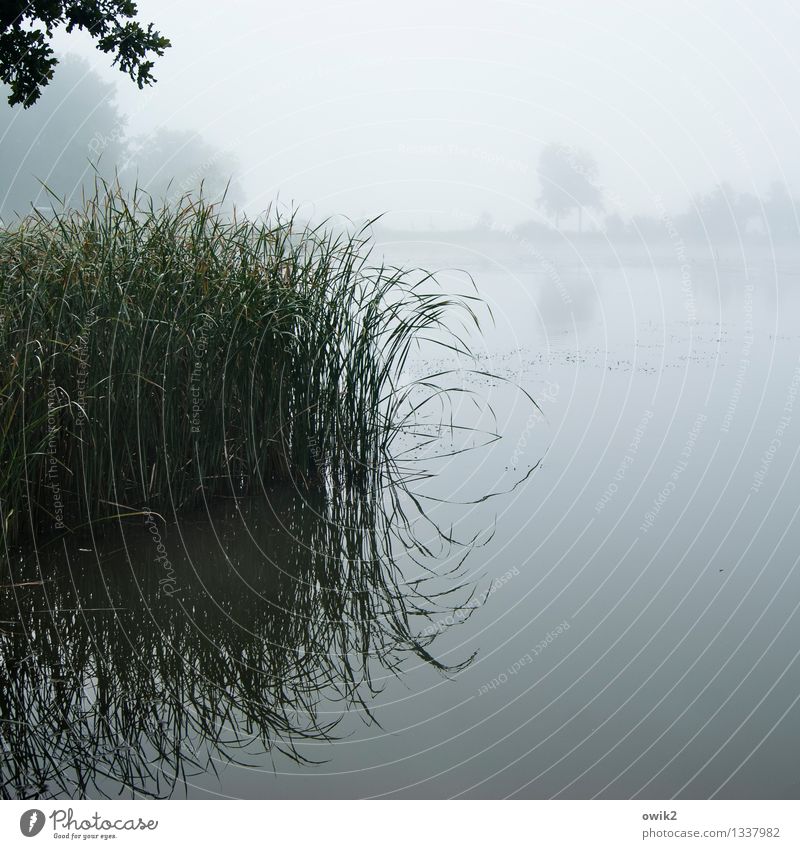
[51,0,800,228]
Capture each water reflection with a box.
[0,482,478,799]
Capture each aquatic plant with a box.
[0,181,480,544]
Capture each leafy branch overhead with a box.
[0,1,170,107]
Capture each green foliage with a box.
[0,1,170,108]
[0,181,480,545]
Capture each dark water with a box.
[4,241,800,798]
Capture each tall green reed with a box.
[0,182,481,544]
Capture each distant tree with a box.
[537,142,603,231]
[475,210,493,230]
[679,182,758,241]
[763,181,799,240]
[629,213,666,240]
[603,212,627,238]
[513,219,550,241]
[121,128,242,209]
[0,57,243,222]
[0,1,170,107]
[0,55,126,220]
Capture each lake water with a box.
[4,237,800,799]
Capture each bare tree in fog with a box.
[537,142,603,232]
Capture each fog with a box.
[7,3,800,803]
[0,0,793,230]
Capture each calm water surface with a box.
[3,240,800,798]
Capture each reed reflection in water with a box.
[0,479,483,799]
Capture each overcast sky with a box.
[52,0,800,228]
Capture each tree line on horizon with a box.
[524,142,800,242]
[372,141,800,243]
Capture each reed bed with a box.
[0,183,478,544]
